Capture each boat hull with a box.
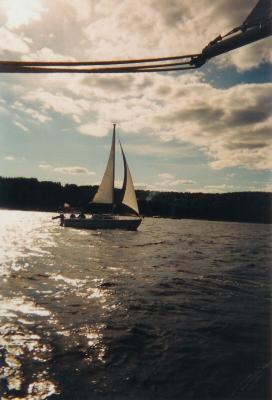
[63,217,142,231]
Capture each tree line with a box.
[0,176,271,224]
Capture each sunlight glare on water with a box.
[0,210,56,277]
[0,209,271,400]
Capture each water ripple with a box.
[0,210,270,400]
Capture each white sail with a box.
[92,126,115,204]
[120,141,139,215]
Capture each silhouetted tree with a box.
[0,177,271,223]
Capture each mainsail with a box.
[91,124,139,215]
[92,125,115,204]
[120,142,139,216]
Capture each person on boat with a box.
[60,213,65,226]
[52,212,65,225]
[78,212,86,219]
[70,213,76,219]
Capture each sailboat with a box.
[63,124,142,230]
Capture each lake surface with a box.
[0,210,271,400]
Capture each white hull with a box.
[64,217,142,230]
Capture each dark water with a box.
[0,210,271,400]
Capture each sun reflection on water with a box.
[0,295,58,399]
[0,210,56,277]
[0,210,130,398]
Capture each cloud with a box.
[168,179,196,186]
[82,75,135,93]
[0,1,46,57]
[12,101,51,124]
[146,79,272,170]
[54,166,95,175]
[119,174,196,192]
[0,27,30,54]
[23,90,89,118]
[64,0,92,22]
[123,143,183,157]
[39,164,95,175]
[157,173,196,190]
[158,173,175,180]
[4,156,15,161]
[4,65,271,172]
[1,0,46,29]
[186,184,236,193]
[14,121,29,132]
[204,184,235,191]
[20,72,272,171]
[77,122,109,137]
[217,37,272,72]
[0,97,8,113]
[22,47,75,62]
[260,183,272,192]
[39,164,51,170]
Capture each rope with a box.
[0,53,198,67]
[0,65,198,73]
[0,53,201,73]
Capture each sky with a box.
[0,0,271,193]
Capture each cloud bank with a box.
[16,72,271,171]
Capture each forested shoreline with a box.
[0,176,271,224]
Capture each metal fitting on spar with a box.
[200,20,272,63]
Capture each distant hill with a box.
[0,176,271,224]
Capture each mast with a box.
[112,123,116,204]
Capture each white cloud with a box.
[4,68,271,172]
[64,0,92,22]
[217,37,272,72]
[259,183,272,192]
[156,173,196,190]
[0,27,30,54]
[78,122,109,137]
[122,143,183,158]
[4,156,15,161]
[14,121,29,132]
[158,173,175,180]
[204,184,235,190]
[18,72,271,171]
[186,184,237,193]
[39,164,51,169]
[39,164,95,175]
[148,79,272,171]
[168,179,196,186]
[1,0,46,29]
[0,99,7,114]
[12,101,51,124]
[24,90,89,117]
[22,47,75,62]
[54,166,95,175]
